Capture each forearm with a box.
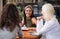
[38,23,56,35]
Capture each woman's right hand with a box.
[37,16,43,20]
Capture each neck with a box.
[26,17,30,19]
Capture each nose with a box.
[27,11,30,14]
[28,10,30,13]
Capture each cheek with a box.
[25,11,28,14]
[25,13,30,17]
[25,11,29,15]
[26,12,32,16]
[29,12,32,15]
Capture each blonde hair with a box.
[24,5,33,10]
[42,3,55,21]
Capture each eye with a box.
[25,10,28,12]
[26,10,28,12]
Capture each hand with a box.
[37,16,43,20]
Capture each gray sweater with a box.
[0,26,23,39]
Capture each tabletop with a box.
[16,27,41,39]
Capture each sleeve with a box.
[37,21,56,35]
[18,26,23,38]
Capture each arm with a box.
[18,25,23,38]
[31,21,56,36]
[21,18,24,26]
[37,21,56,35]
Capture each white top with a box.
[36,19,43,33]
[38,17,60,39]
[0,26,19,39]
[36,19,46,39]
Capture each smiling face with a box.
[25,8,32,18]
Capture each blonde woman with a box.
[30,3,60,39]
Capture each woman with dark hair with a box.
[0,4,23,39]
[21,5,37,27]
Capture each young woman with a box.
[0,4,23,39]
[22,5,37,27]
[31,3,60,39]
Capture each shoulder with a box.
[13,26,19,33]
[31,17,37,24]
[45,18,59,27]
[32,17,36,20]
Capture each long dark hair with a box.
[0,4,20,32]
[23,5,35,25]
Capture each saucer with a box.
[22,27,29,31]
[29,32,39,36]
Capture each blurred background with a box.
[0,0,60,22]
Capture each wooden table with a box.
[16,27,41,39]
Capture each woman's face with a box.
[25,8,32,18]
